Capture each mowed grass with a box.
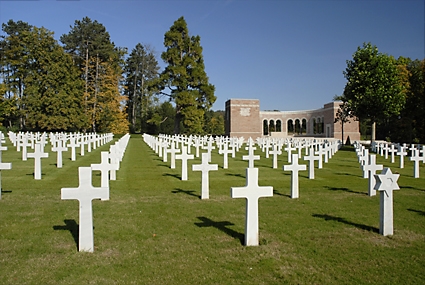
[0,134,424,285]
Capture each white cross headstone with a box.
[0,142,12,200]
[359,149,370,178]
[203,138,216,163]
[303,147,319,179]
[91,151,118,193]
[175,146,194,181]
[218,142,231,169]
[27,143,49,180]
[61,167,108,252]
[192,153,218,199]
[52,139,68,168]
[168,141,180,169]
[315,145,325,169]
[231,168,273,246]
[362,154,383,196]
[388,144,397,163]
[68,137,79,161]
[284,143,296,163]
[283,154,307,198]
[269,144,282,169]
[396,144,407,169]
[410,149,421,178]
[242,138,260,168]
[374,168,400,236]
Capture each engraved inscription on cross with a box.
[61,167,108,252]
[231,168,273,246]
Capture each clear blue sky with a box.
[1,0,423,111]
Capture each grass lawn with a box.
[0,134,424,284]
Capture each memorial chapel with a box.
[225,98,360,141]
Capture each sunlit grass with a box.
[0,135,424,284]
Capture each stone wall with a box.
[225,99,262,139]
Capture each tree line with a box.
[0,16,224,135]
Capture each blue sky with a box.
[1,0,423,111]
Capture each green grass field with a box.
[0,135,424,284]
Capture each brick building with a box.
[225,98,360,141]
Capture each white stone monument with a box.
[91,151,118,193]
[27,143,49,180]
[61,167,108,252]
[269,143,282,169]
[52,139,68,168]
[231,168,273,246]
[175,145,194,181]
[362,154,383,196]
[374,168,400,236]
[283,154,306,198]
[303,147,319,179]
[410,149,421,178]
[242,138,260,168]
[192,153,218,199]
[0,142,12,200]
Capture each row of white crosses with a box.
[354,142,400,236]
[371,141,424,178]
[61,133,130,252]
[0,132,12,199]
[7,131,114,180]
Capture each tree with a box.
[124,43,159,133]
[333,97,352,144]
[156,16,216,134]
[60,17,123,131]
[342,43,406,143]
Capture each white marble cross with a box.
[314,144,325,169]
[175,146,194,181]
[0,142,12,200]
[242,138,260,168]
[21,134,30,161]
[269,143,282,169]
[303,147,319,179]
[61,167,108,252]
[27,143,49,180]
[231,168,273,246]
[362,154,383,196]
[388,144,397,163]
[52,139,68,168]
[91,151,118,192]
[410,149,421,178]
[396,144,407,169]
[359,149,370,178]
[218,142,231,169]
[168,141,180,169]
[203,138,216,163]
[68,137,79,161]
[192,153,218,199]
[193,138,203,158]
[283,154,307,198]
[374,167,400,236]
[284,143,296,163]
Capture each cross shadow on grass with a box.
[1,189,12,194]
[225,173,245,179]
[194,216,244,245]
[172,188,200,199]
[273,189,291,198]
[407,208,425,216]
[53,219,79,250]
[163,173,181,180]
[312,214,378,233]
[400,185,425,192]
[324,186,366,195]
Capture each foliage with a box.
[124,43,160,133]
[204,110,225,135]
[156,16,216,134]
[342,43,407,140]
[146,101,175,135]
[1,22,85,131]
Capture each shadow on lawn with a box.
[324,186,366,195]
[163,173,181,180]
[312,214,378,233]
[195,216,244,245]
[225,173,245,179]
[273,189,291,198]
[53,219,79,250]
[172,188,200,199]
[407,208,425,216]
[400,185,425,192]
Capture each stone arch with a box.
[276,120,282,132]
[301,118,307,134]
[287,119,294,134]
[263,119,269,135]
[269,120,275,132]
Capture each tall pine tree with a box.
[156,16,215,134]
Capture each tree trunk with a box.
[371,121,376,144]
[92,54,99,133]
